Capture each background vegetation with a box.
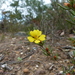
[0,0,73,35]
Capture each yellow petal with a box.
[30,30,37,37]
[41,35,46,37]
[30,31,35,37]
[36,30,42,36]
[30,30,42,37]
[34,40,40,44]
[33,30,38,36]
[39,35,46,41]
[27,36,34,42]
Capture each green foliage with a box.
[62,65,75,75]
[24,0,71,34]
[68,37,75,46]
[17,57,22,61]
[59,0,75,30]
[1,0,72,34]
[42,46,52,56]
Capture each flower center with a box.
[33,35,40,40]
[35,35,38,39]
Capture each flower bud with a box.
[64,3,71,7]
[70,0,73,1]
[73,4,75,8]
[53,56,57,60]
[66,73,71,75]
[46,48,49,52]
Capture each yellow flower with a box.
[27,30,46,44]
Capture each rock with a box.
[72,47,75,49]
[33,47,37,50]
[11,42,16,44]
[5,65,13,70]
[59,61,63,63]
[64,59,70,63]
[27,47,30,50]
[22,46,25,49]
[1,64,13,70]
[49,65,55,71]
[15,31,27,37]
[68,51,75,58]
[58,71,63,75]
[20,52,23,55]
[32,47,39,53]
[62,46,72,49]
[19,37,24,40]
[23,68,30,73]
[12,37,16,40]
[60,31,65,36]
[45,63,53,70]
[69,34,75,38]
[1,64,7,68]
[70,66,74,70]
[35,65,39,68]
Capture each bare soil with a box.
[0,33,75,75]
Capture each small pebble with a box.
[45,64,50,70]
[1,64,7,68]
[33,47,37,50]
[20,52,23,55]
[22,46,24,49]
[12,37,16,40]
[36,65,39,68]
[59,61,63,63]
[49,63,52,65]
[59,71,63,74]
[64,59,70,63]
[68,51,74,58]
[49,65,54,71]
[1,64,13,70]
[10,44,14,46]
[70,66,74,70]
[24,63,29,66]
[23,68,30,73]
[27,47,30,50]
